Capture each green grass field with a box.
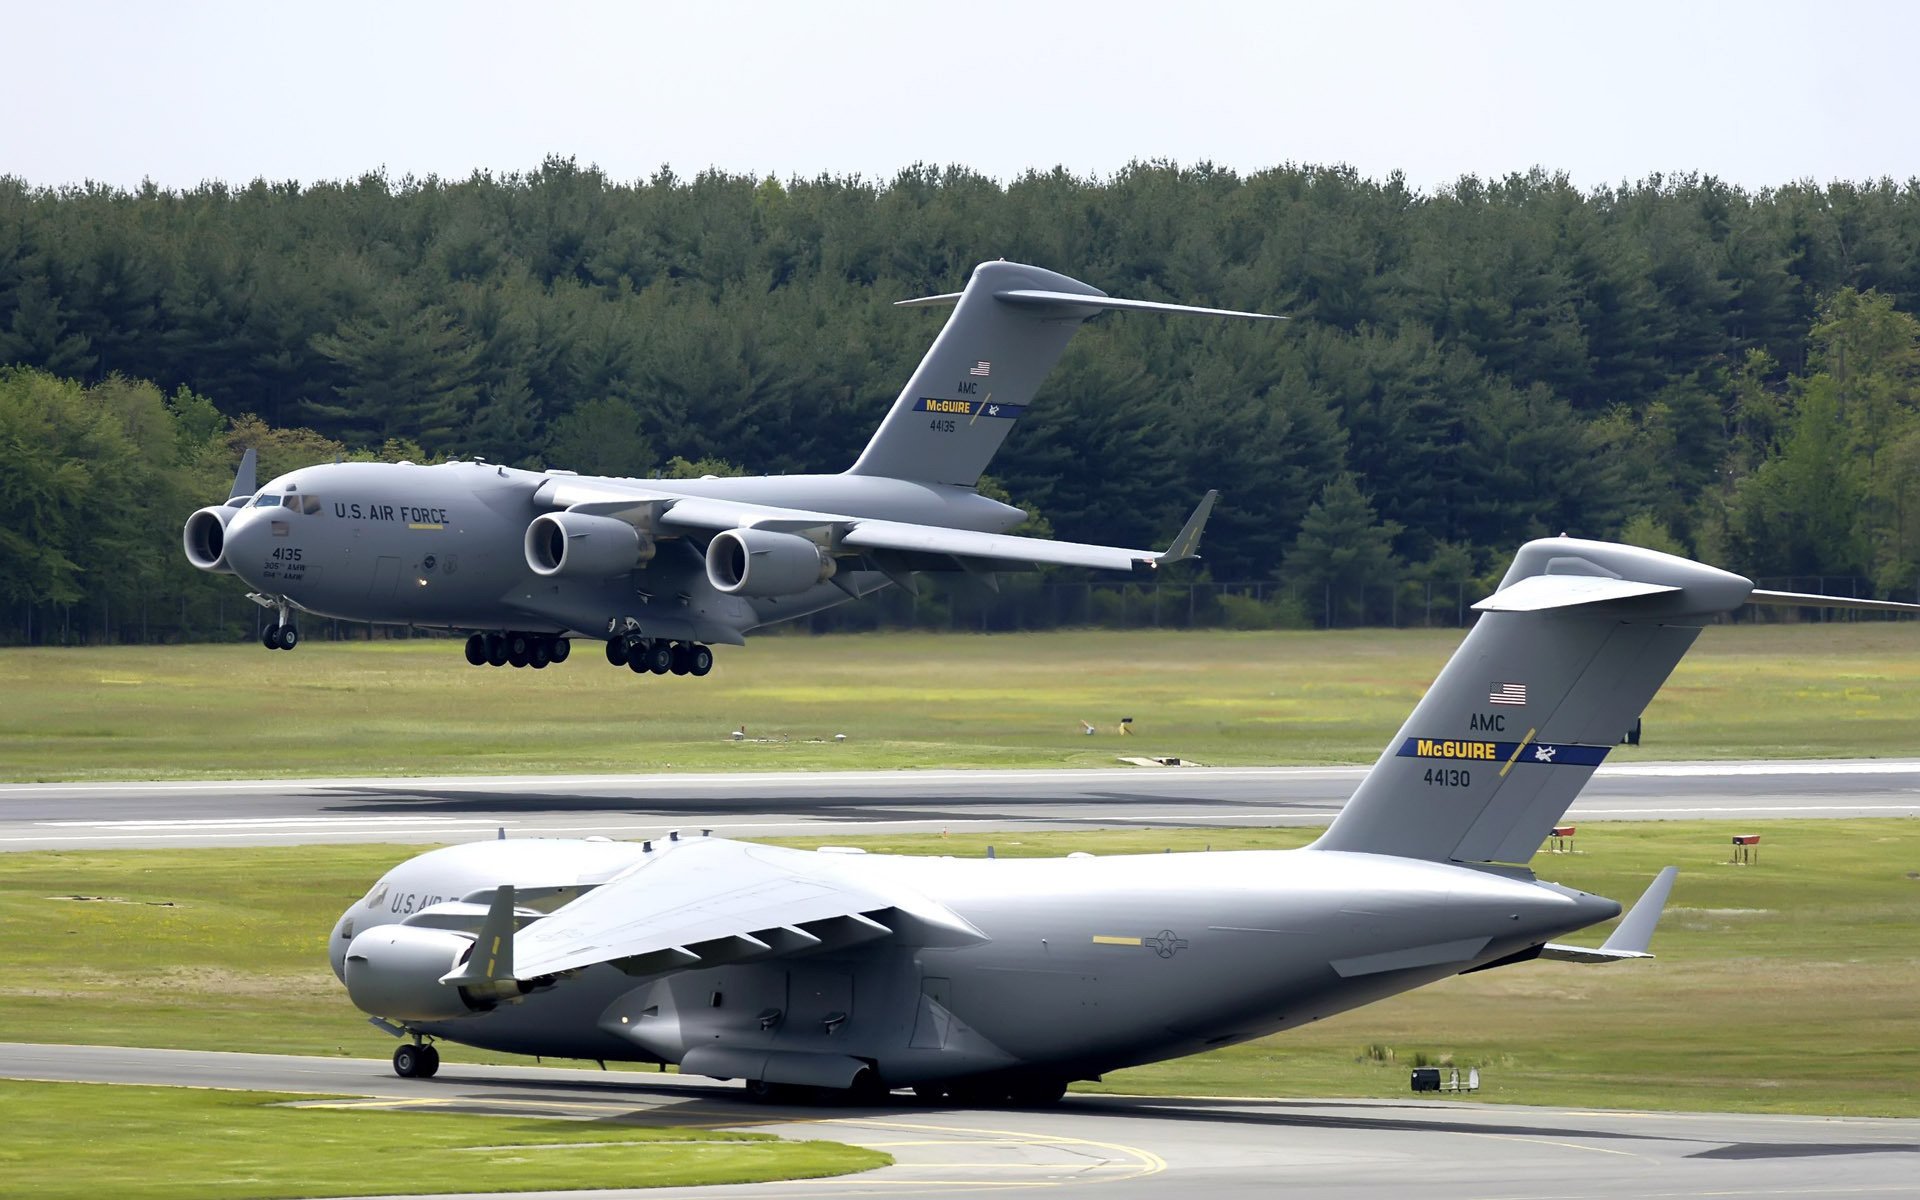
[0,1080,888,1200]
[3,822,1915,1116]
[4,624,1919,781]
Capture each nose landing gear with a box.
[392,1040,441,1079]
[260,600,298,650]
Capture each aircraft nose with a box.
[222,512,270,587]
[329,910,355,983]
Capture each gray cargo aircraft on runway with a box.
[329,538,1917,1101]
[183,262,1271,677]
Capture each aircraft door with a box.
[368,556,401,607]
[782,966,853,1042]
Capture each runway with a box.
[5,1042,1914,1199]
[2,760,1915,850]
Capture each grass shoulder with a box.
[0,1079,889,1199]
[4,623,1918,781]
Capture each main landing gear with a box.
[392,1041,440,1078]
[604,634,713,678]
[464,632,572,669]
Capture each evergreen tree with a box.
[1286,473,1402,625]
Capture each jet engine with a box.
[343,925,495,1022]
[182,506,239,573]
[705,528,837,596]
[524,512,656,578]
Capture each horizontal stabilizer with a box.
[894,288,1285,322]
[1473,575,1681,612]
[1748,589,1920,614]
[993,289,1286,321]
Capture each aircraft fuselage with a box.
[330,838,1617,1089]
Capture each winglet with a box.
[1155,490,1219,565]
[440,883,516,986]
[225,448,258,506]
[1538,866,1678,963]
[1601,865,1679,954]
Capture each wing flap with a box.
[511,838,983,981]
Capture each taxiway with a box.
[4,1042,1914,1199]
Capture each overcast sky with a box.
[5,0,1916,195]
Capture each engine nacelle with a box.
[182,505,239,574]
[705,528,837,597]
[524,511,655,578]
[343,924,489,1022]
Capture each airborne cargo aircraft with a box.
[330,537,1915,1100]
[183,262,1273,677]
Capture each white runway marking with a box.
[36,816,506,829]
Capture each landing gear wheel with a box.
[744,1078,780,1103]
[689,644,714,677]
[626,641,652,674]
[416,1045,441,1078]
[669,643,692,675]
[393,1043,427,1078]
[646,641,673,674]
[605,637,628,667]
[528,640,550,669]
[547,637,570,664]
[485,633,508,667]
[278,627,298,650]
[507,633,531,668]
[261,626,280,650]
[464,634,487,666]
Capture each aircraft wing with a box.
[509,838,986,982]
[534,477,1217,570]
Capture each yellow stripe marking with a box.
[408,522,443,530]
[1500,727,1538,778]
[1091,935,1142,946]
[969,392,991,426]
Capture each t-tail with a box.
[847,261,1283,488]
[1314,537,1920,865]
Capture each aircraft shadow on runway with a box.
[323,786,1337,826]
[393,1069,1868,1154]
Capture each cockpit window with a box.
[299,495,322,515]
[253,493,282,508]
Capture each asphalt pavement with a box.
[2,761,1915,850]
[5,1043,1914,1199]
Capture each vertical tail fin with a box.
[1313,539,1754,865]
[848,261,1282,488]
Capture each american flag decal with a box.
[970,360,991,377]
[1489,682,1528,706]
